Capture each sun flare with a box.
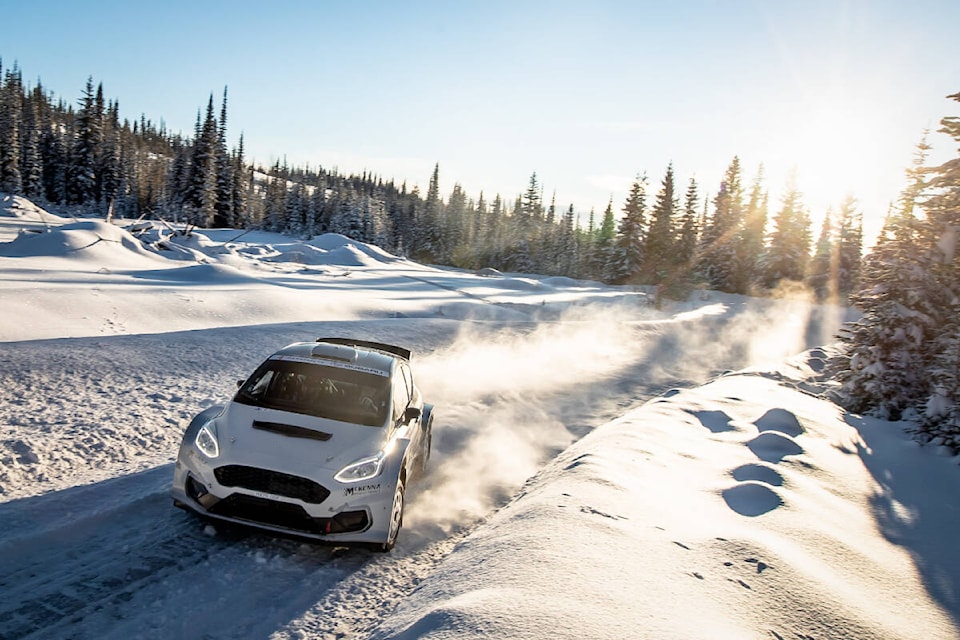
[764,92,899,227]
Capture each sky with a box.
[3,0,959,238]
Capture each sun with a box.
[762,91,905,239]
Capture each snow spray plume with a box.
[404,304,658,535]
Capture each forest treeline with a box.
[2,60,960,447]
[0,61,861,301]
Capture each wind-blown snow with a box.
[0,194,956,640]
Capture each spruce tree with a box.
[830,110,952,427]
[614,174,647,283]
[66,77,101,205]
[762,170,811,288]
[697,157,744,291]
[98,100,122,212]
[20,94,41,199]
[214,87,233,227]
[835,195,863,301]
[0,64,23,194]
[593,199,617,281]
[734,167,768,294]
[230,133,248,227]
[644,163,677,284]
[415,163,445,263]
[185,95,220,225]
[560,203,578,277]
[675,177,700,273]
[807,208,835,301]
[39,105,67,204]
[444,183,468,265]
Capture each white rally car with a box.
[172,338,433,551]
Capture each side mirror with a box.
[403,406,422,423]
[237,379,245,389]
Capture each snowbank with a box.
[0,219,169,268]
[371,355,960,640]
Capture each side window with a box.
[400,363,419,402]
[392,370,410,422]
[401,364,414,399]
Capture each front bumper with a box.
[171,448,400,545]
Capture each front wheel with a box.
[374,478,405,552]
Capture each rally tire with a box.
[375,477,405,552]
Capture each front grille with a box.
[214,465,330,504]
[208,494,369,535]
[210,494,321,532]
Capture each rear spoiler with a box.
[316,337,412,361]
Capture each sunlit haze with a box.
[3,0,958,240]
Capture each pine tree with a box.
[613,174,647,283]
[185,95,220,225]
[806,208,835,301]
[0,64,23,194]
[444,183,468,265]
[214,87,234,227]
[762,170,811,288]
[734,167,768,294]
[415,163,445,263]
[19,91,42,199]
[697,156,744,291]
[560,203,578,277]
[98,100,122,212]
[66,77,101,205]
[593,199,617,281]
[917,91,960,444]
[830,109,953,428]
[230,133,248,227]
[39,103,67,204]
[675,177,700,274]
[643,163,677,284]
[835,195,863,301]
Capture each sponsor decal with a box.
[271,355,389,377]
[344,483,382,497]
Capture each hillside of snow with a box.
[0,194,957,639]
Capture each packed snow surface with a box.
[0,194,957,639]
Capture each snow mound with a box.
[0,219,167,267]
[495,277,548,291]
[263,241,375,267]
[247,234,406,268]
[0,194,68,224]
[310,233,405,264]
[540,276,582,288]
[131,263,259,284]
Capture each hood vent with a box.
[253,420,332,441]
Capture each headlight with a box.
[195,420,220,458]
[335,451,385,483]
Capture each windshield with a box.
[234,357,390,427]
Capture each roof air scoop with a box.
[311,343,359,363]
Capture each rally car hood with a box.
[212,401,389,474]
